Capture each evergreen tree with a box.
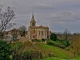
[50,33,57,41]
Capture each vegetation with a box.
[50,33,57,41]
[1,34,80,60]
[41,57,62,60]
[0,7,15,40]
[0,4,80,60]
[2,40,74,60]
[0,40,10,60]
[18,25,27,37]
[70,34,80,57]
[10,41,23,60]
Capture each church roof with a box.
[30,13,36,23]
[29,25,49,29]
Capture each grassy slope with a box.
[41,57,80,60]
[13,41,74,59]
[35,43,74,59]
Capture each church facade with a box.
[28,14,50,40]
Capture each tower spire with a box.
[31,13,35,21]
[30,13,36,26]
[32,13,34,19]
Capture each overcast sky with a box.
[0,0,80,33]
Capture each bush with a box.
[0,40,10,60]
[50,33,57,41]
[22,50,42,60]
[10,41,23,60]
[60,40,70,47]
[47,40,65,49]
[11,41,23,50]
[47,40,54,45]
[32,39,41,42]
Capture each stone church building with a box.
[28,14,50,40]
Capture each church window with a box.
[32,23,35,26]
[42,31,43,35]
[39,31,40,35]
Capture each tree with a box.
[63,29,71,47]
[18,26,27,37]
[10,29,18,41]
[0,40,10,60]
[0,7,15,40]
[50,33,57,41]
[71,34,80,57]
[63,29,70,40]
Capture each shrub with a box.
[22,50,42,60]
[10,41,23,60]
[47,40,54,45]
[50,33,57,41]
[0,40,10,60]
[47,40,65,49]
[32,39,41,42]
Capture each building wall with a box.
[28,27,49,40]
[36,28,48,39]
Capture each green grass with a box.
[36,43,73,59]
[49,40,62,45]
[11,40,75,59]
[41,57,61,60]
[41,57,80,60]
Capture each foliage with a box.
[58,40,70,47]
[0,40,10,60]
[63,29,71,40]
[12,33,18,41]
[47,40,54,45]
[18,25,27,37]
[47,40,65,48]
[41,57,61,60]
[50,33,57,41]
[32,39,42,42]
[11,41,23,50]
[22,50,41,60]
[10,41,23,60]
[9,40,74,60]
[66,40,70,47]
[71,34,80,56]
[0,7,15,40]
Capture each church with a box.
[27,14,50,40]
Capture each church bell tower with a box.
[30,14,36,26]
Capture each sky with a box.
[0,0,80,33]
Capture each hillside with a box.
[34,42,74,58]
[11,40,75,60]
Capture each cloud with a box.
[0,0,80,33]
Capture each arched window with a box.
[32,23,35,26]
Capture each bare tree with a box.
[63,29,70,40]
[63,29,71,47]
[18,25,27,37]
[0,7,15,39]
